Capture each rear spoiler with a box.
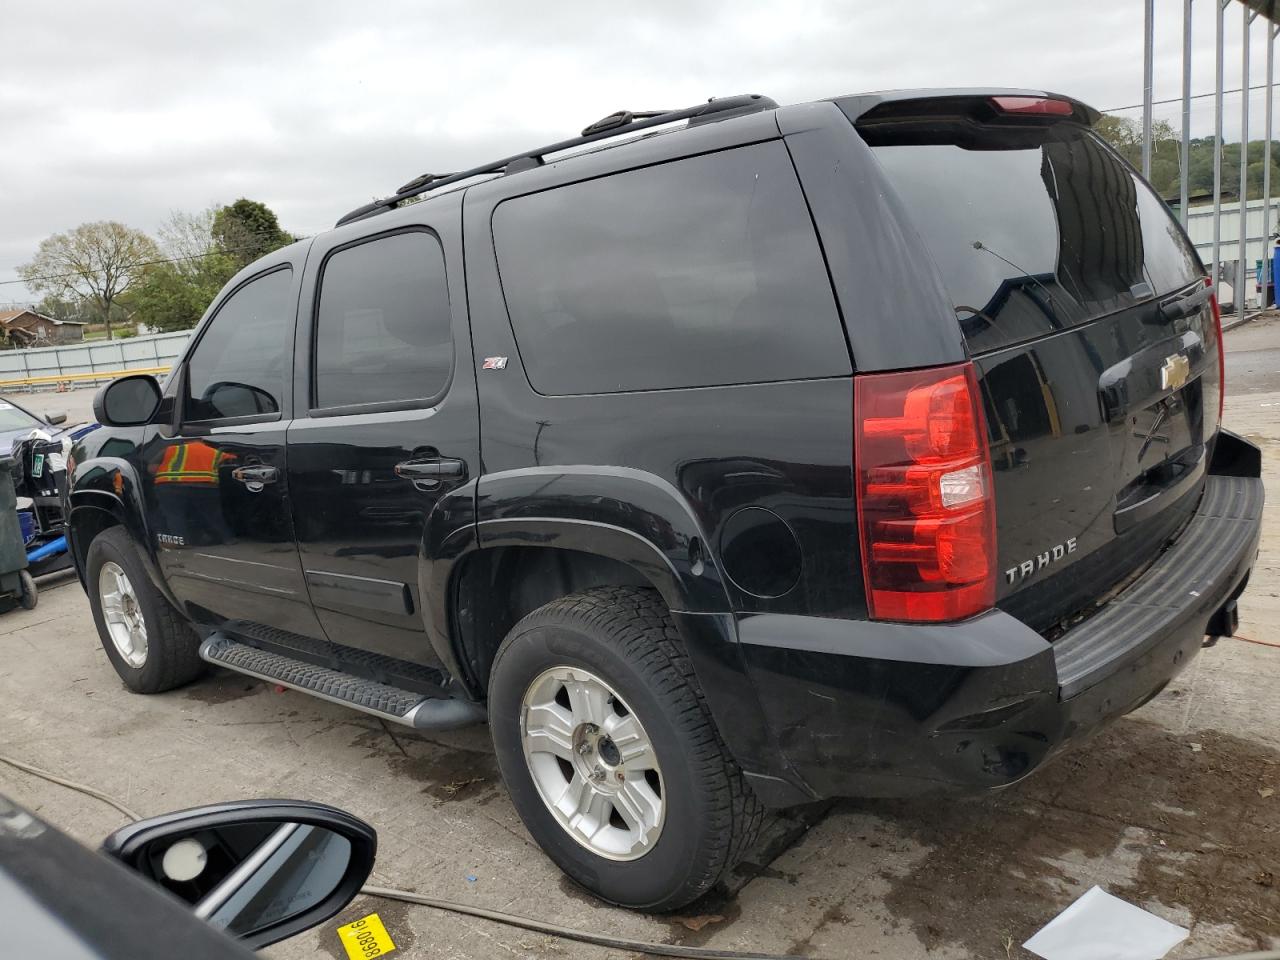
[835,89,1100,130]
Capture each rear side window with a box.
[313,231,453,409]
[185,267,293,422]
[870,125,1202,354]
[492,141,849,395]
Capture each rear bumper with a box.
[726,440,1263,807]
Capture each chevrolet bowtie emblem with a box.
[1161,353,1190,391]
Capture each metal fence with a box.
[0,331,192,390]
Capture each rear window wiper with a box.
[1157,282,1212,322]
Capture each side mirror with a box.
[93,374,161,427]
[102,800,376,950]
[44,410,68,426]
[199,380,279,419]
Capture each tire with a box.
[18,570,36,610]
[86,526,204,694]
[488,586,764,911]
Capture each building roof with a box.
[0,309,87,326]
[1244,0,1280,24]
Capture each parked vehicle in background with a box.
[67,88,1263,911]
[0,394,84,453]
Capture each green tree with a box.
[1097,117,1280,205]
[36,293,103,325]
[125,208,236,332]
[211,198,294,270]
[1095,114,1142,153]
[1095,115,1182,198]
[18,221,159,340]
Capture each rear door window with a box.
[312,231,453,409]
[492,141,849,395]
[869,125,1203,354]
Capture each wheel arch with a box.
[68,459,175,608]
[445,533,687,698]
[430,466,735,697]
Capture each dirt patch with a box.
[320,895,416,960]
[666,885,744,947]
[555,873,603,908]
[875,719,1280,956]
[788,899,858,958]
[732,861,800,885]
[555,864,746,947]
[183,672,262,705]
[349,728,500,804]
[659,803,827,947]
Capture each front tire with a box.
[86,526,204,694]
[489,587,763,911]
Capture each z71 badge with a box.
[1005,537,1077,584]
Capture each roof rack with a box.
[334,93,776,227]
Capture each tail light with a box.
[1207,277,1225,422]
[854,362,996,622]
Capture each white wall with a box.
[0,330,192,384]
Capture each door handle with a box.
[394,458,467,488]
[231,464,278,492]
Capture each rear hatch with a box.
[849,93,1223,633]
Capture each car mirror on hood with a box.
[43,410,67,426]
[101,800,377,950]
[94,374,161,427]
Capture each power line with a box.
[1103,82,1271,113]
[0,235,308,287]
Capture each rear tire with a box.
[87,526,204,694]
[489,586,764,911]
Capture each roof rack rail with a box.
[334,93,776,227]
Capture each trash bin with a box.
[0,456,35,611]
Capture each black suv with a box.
[70,90,1263,911]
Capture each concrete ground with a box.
[2,323,1279,960]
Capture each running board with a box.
[199,634,485,730]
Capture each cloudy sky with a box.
[0,0,1271,301]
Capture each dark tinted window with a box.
[871,126,1202,354]
[314,231,453,409]
[186,268,293,422]
[493,142,848,395]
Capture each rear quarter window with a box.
[870,125,1203,355]
[492,141,849,395]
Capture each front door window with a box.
[185,267,294,423]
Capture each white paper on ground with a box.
[1023,886,1189,960]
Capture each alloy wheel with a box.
[520,666,664,861]
[98,561,148,668]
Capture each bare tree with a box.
[158,208,218,262]
[18,221,160,340]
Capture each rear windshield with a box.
[869,124,1202,354]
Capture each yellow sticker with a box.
[336,912,397,960]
